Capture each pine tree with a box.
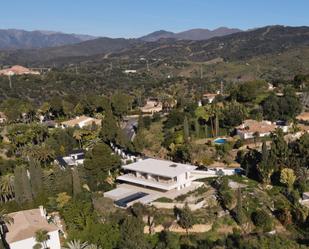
[174,204,194,236]
[258,141,274,185]
[54,167,73,195]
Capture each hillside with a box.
[0,29,96,49]
[114,26,309,62]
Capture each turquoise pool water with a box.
[214,138,227,144]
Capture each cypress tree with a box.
[194,119,200,138]
[235,188,245,225]
[72,168,82,197]
[183,116,190,141]
[29,160,43,198]
[14,166,33,204]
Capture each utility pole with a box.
[200,65,203,79]
[146,60,150,72]
[220,80,224,94]
[75,65,78,74]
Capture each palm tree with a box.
[0,209,14,228]
[22,144,54,165]
[34,229,50,249]
[73,130,83,148]
[36,145,55,165]
[0,209,14,247]
[62,240,88,249]
[0,174,15,203]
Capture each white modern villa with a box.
[104,158,199,207]
[118,158,197,191]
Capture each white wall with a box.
[176,172,192,189]
[9,230,61,249]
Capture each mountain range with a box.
[0,29,96,49]
[139,27,242,42]
[0,27,241,50]
[0,25,308,66]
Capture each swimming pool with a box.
[214,138,227,144]
[114,192,148,208]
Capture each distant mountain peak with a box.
[140,27,242,41]
[139,30,175,42]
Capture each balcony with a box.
[117,173,178,191]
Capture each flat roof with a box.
[122,158,197,178]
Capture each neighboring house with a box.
[60,115,101,128]
[117,158,197,191]
[0,65,40,76]
[55,149,85,168]
[275,120,291,133]
[140,99,163,114]
[124,69,137,74]
[236,119,277,140]
[3,207,61,249]
[267,83,275,91]
[0,112,7,123]
[300,192,309,208]
[202,93,218,104]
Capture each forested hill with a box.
[0,25,309,65]
[111,25,309,62]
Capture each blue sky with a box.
[1,0,308,37]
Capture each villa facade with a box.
[117,158,197,191]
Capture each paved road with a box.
[123,117,138,141]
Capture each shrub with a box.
[233,139,243,149]
[251,209,273,232]
[155,197,173,203]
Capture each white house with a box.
[55,149,85,168]
[300,192,309,208]
[117,158,197,191]
[140,100,163,114]
[236,119,277,140]
[4,207,61,249]
[203,93,218,104]
[124,69,137,74]
[0,112,7,124]
[0,65,40,76]
[60,115,101,129]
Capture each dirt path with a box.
[144,223,212,234]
